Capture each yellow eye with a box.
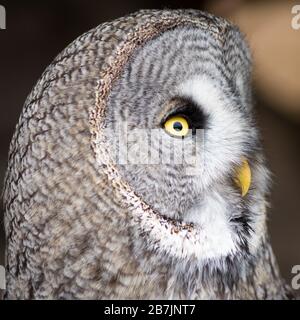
[164,116,189,137]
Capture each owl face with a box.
[101,25,268,263]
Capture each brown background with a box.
[0,0,299,288]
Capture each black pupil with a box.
[173,121,183,131]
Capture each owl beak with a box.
[233,159,251,197]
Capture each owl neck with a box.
[168,240,291,299]
[211,240,291,299]
[126,236,292,299]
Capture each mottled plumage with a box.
[3,9,294,299]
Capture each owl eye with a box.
[164,116,189,137]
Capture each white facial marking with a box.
[177,76,248,187]
[184,192,237,260]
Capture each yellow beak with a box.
[234,159,251,197]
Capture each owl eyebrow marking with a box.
[162,97,208,133]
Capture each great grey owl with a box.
[3,9,295,299]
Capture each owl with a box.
[3,9,295,299]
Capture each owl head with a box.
[91,10,270,270]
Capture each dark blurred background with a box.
[0,0,299,287]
